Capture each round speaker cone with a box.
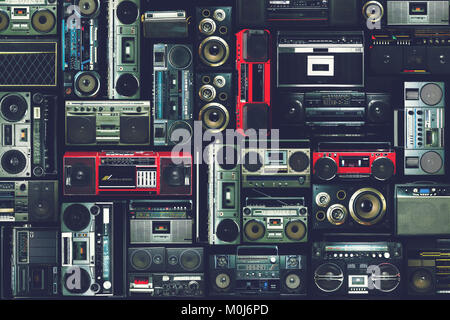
[372,263,401,293]
[243,152,263,172]
[169,45,193,69]
[350,188,386,225]
[120,117,149,144]
[131,250,151,270]
[327,204,348,225]
[1,94,28,122]
[0,10,10,32]
[199,85,216,102]
[32,9,55,33]
[410,269,433,293]
[116,1,138,24]
[244,220,265,241]
[216,219,239,243]
[198,18,216,35]
[215,273,231,290]
[285,273,301,291]
[1,150,27,175]
[31,199,51,220]
[67,116,96,144]
[77,0,99,17]
[371,157,395,181]
[314,263,344,293]
[420,83,443,106]
[314,157,337,181]
[199,36,229,67]
[115,74,139,97]
[368,100,388,123]
[285,220,306,241]
[217,146,238,170]
[162,165,184,187]
[75,72,100,97]
[421,151,443,174]
[180,249,201,271]
[168,121,192,144]
[63,204,91,231]
[362,1,384,22]
[289,151,310,172]
[213,75,226,88]
[64,267,91,294]
[199,103,229,133]
[71,164,91,187]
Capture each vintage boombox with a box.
[128,200,193,244]
[128,247,204,297]
[277,31,364,88]
[395,184,450,236]
[0,0,57,36]
[208,143,241,245]
[313,149,396,181]
[197,72,233,133]
[63,151,192,196]
[61,202,114,296]
[11,227,59,298]
[108,0,141,99]
[142,10,188,39]
[153,43,194,146]
[242,197,308,243]
[370,30,450,75]
[0,92,31,178]
[312,242,403,296]
[407,239,450,295]
[209,246,307,296]
[404,82,445,175]
[312,183,392,234]
[196,6,232,69]
[0,40,57,87]
[280,91,392,137]
[241,145,311,189]
[63,0,101,98]
[65,101,151,146]
[267,0,358,26]
[236,29,271,133]
[0,181,58,223]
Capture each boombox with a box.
[313,183,392,234]
[209,246,307,297]
[0,0,57,36]
[395,184,450,236]
[128,200,193,244]
[61,202,114,296]
[11,227,59,298]
[197,72,233,133]
[128,247,204,297]
[153,43,194,146]
[65,101,151,146]
[404,82,445,175]
[208,143,241,245]
[280,92,392,137]
[277,31,364,88]
[370,30,450,75]
[0,40,57,87]
[63,151,192,196]
[236,29,271,133]
[313,149,396,181]
[407,239,450,296]
[196,6,232,69]
[108,0,141,99]
[0,181,58,223]
[63,0,101,98]
[142,10,188,39]
[0,92,31,178]
[242,197,308,243]
[312,242,403,296]
[241,146,311,189]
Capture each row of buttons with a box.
[326,252,391,259]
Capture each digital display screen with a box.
[419,188,430,194]
[325,244,388,252]
[265,151,287,165]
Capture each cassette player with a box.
[242,197,308,243]
[312,242,403,296]
[128,200,193,244]
[63,151,192,196]
[129,273,204,297]
[142,11,188,39]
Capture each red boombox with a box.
[313,150,396,181]
[63,151,192,196]
[236,29,271,134]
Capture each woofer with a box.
[116,74,139,97]
[326,204,348,225]
[284,273,301,291]
[168,120,192,144]
[420,151,443,174]
[64,267,91,294]
[199,85,216,102]
[243,151,263,172]
[116,1,138,25]
[31,9,56,33]
[180,249,202,271]
[199,103,229,132]
[409,269,434,294]
[77,0,99,17]
[216,219,239,243]
[371,157,395,181]
[285,220,306,241]
[214,272,232,291]
[1,150,27,175]
[63,204,91,232]
[0,94,28,122]
[0,10,9,32]
[131,250,152,271]
[349,188,386,226]
[199,36,230,67]
[217,146,238,170]
[120,116,149,144]
[169,45,193,69]
[289,151,309,172]
[314,263,344,293]
[198,18,216,35]
[244,219,265,241]
[314,157,338,181]
[74,72,100,97]
[66,116,96,145]
[362,1,384,22]
[420,83,443,106]
[372,263,401,293]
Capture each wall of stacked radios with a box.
[1,0,450,300]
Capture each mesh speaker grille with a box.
[397,198,450,235]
